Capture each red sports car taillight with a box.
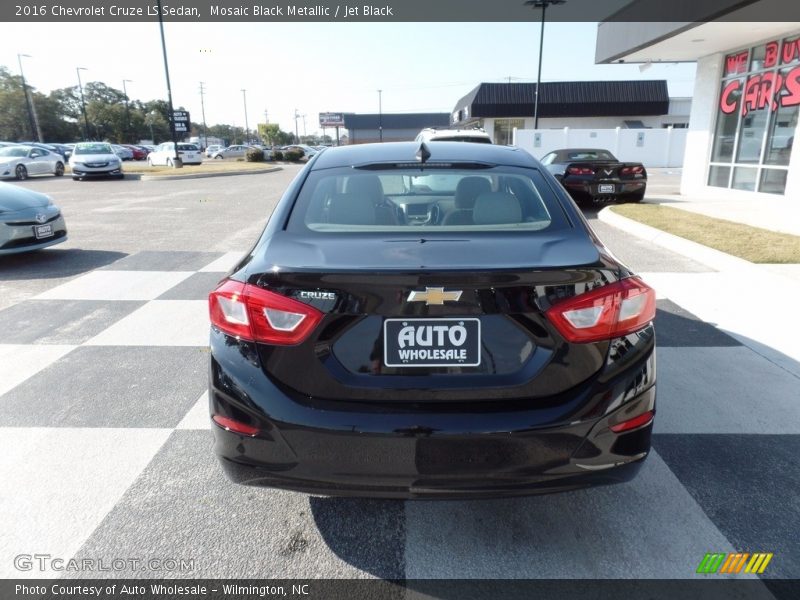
[620,166,644,175]
[209,279,323,345]
[545,277,656,343]
[567,166,595,175]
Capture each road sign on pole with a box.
[172,110,190,134]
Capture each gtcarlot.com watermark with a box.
[14,554,194,573]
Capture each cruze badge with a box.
[407,287,462,306]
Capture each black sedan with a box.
[208,141,656,499]
[541,148,647,205]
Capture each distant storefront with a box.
[450,81,689,145]
[343,113,449,144]
[596,7,800,199]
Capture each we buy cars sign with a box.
[172,110,190,133]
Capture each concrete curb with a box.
[597,206,764,274]
[136,166,282,182]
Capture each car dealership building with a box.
[597,14,800,199]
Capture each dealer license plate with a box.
[598,184,615,194]
[34,224,53,239]
[383,318,481,367]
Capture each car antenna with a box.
[415,141,431,167]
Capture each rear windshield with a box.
[287,166,568,233]
[74,143,112,155]
[178,144,199,151]
[564,150,616,161]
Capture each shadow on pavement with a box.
[0,248,127,280]
[308,496,405,579]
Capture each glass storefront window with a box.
[732,167,758,191]
[711,80,742,162]
[735,108,770,163]
[709,34,799,195]
[494,119,524,145]
[708,165,731,188]
[759,168,788,194]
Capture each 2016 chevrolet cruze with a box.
[208,141,656,499]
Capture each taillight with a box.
[209,279,323,345]
[620,166,644,175]
[212,414,260,436]
[609,410,654,433]
[567,166,595,175]
[545,277,656,343]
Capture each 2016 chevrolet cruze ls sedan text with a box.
[208,141,656,499]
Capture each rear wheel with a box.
[15,164,28,180]
[214,155,222,160]
[54,162,64,177]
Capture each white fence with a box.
[513,127,687,168]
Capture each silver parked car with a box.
[0,181,67,254]
[0,145,66,180]
[211,145,251,159]
[69,142,124,180]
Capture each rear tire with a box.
[54,162,64,177]
[214,155,222,160]
[626,189,646,203]
[15,165,28,180]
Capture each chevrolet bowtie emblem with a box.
[407,287,462,305]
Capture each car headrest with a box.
[328,193,375,225]
[472,192,522,225]
[454,177,491,209]
[345,175,384,203]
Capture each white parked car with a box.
[148,142,203,166]
[415,128,492,144]
[205,144,223,158]
[211,145,251,159]
[0,145,66,180]
[69,142,123,180]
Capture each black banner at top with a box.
[2,0,800,22]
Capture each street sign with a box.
[172,110,190,133]
[319,112,345,127]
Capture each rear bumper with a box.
[209,327,656,499]
[563,179,646,200]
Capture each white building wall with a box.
[514,127,687,168]
[484,113,688,132]
[681,53,723,196]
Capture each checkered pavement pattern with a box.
[0,250,797,582]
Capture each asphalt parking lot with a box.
[0,168,797,584]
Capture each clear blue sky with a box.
[0,21,696,135]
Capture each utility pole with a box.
[76,67,90,140]
[199,82,208,149]
[122,79,133,142]
[241,89,249,145]
[17,53,40,142]
[525,0,566,130]
[377,89,383,142]
[294,108,299,144]
[156,0,181,167]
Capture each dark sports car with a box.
[541,148,647,205]
[208,141,656,499]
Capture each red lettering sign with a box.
[764,41,779,68]
[782,66,800,107]
[725,50,748,76]
[720,80,741,114]
[782,37,800,65]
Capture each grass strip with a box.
[610,203,800,264]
